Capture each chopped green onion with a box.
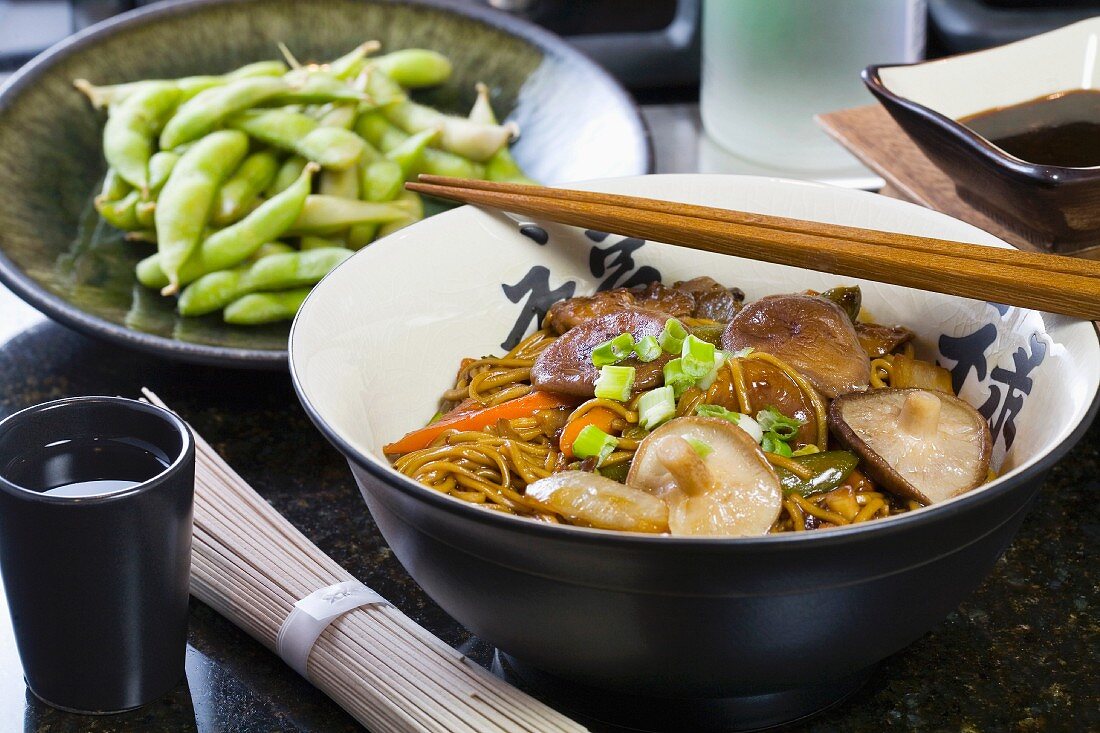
[633,335,662,362]
[662,358,695,397]
[729,346,755,359]
[592,332,636,367]
[684,436,713,458]
[756,406,804,440]
[681,334,716,379]
[658,318,688,354]
[761,432,793,456]
[791,444,821,457]
[638,386,676,430]
[695,404,764,442]
[594,365,635,402]
[697,350,727,390]
[427,410,444,425]
[572,424,618,466]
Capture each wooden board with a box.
[815,104,1093,255]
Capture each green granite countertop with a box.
[0,319,1096,732]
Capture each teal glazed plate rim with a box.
[0,0,652,370]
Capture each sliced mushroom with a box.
[722,294,870,398]
[543,278,744,334]
[855,322,915,359]
[531,309,673,397]
[631,281,697,318]
[626,417,781,537]
[699,356,816,446]
[544,290,638,334]
[525,471,669,533]
[672,276,745,322]
[739,358,816,446]
[828,388,992,505]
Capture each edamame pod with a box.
[155,130,249,292]
[367,69,509,161]
[469,82,536,184]
[289,195,414,235]
[169,61,289,103]
[103,81,181,190]
[140,163,317,289]
[360,159,404,203]
[316,103,358,130]
[271,70,367,105]
[181,246,351,317]
[285,126,366,170]
[227,109,365,169]
[177,241,306,318]
[468,82,495,126]
[160,76,288,149]
[252,241,296,259]
[319,106,364,199]
[267,156,308,196]
[96,190,143,231]
[320,165,360,200]
[327,41,380,80]
[97,168,130,202]
[377,190,424,239]
[177,268,247,317]
[136,200,156,228]
[300,235,345,250]
[388,101,510,162]
[373,49,452,88]
[347,158,404,248]
[73,61,286,110]
[226,60,290,80]
[135,253,170,289]
[146,151,180,196]
[224,288,312,325]
[353,111,407,151]
[354,112,484,179]
[242,246,351,291]
[385,127,439,179]
[213,150,280,225]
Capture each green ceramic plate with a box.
[0,0,650,368]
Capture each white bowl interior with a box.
[878,17,1100,120]
[291,174,1099,522]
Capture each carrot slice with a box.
[559,407,617,460]
[384,391,576,454]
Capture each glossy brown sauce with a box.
[959,89,1100,168]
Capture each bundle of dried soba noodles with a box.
[143,390,585,733]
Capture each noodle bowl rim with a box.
[289,174,1100,546]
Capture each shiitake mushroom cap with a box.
[722,294,870,399]
[627,416,782,537]
[531,308,674,397]
[827,387,992,505]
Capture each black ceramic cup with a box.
[0,396,194,714]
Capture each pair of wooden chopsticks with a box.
[406,176,1100,320]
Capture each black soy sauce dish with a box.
[0,396,195,714]
[289,173,1100,731]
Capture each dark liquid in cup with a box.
[1,437,170,498]
[960,89,1100,168]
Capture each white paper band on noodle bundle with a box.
[276,581,387,679]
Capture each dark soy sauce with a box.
[960,89,1100,168]
[2,437,169,498]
